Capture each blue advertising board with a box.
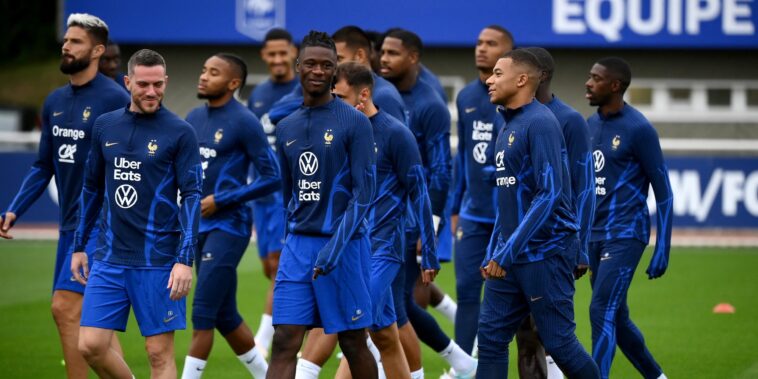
[63,0,758,48]
[2,152,757,228]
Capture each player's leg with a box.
[589,239,645,378]
[609,240,664,379]
[369,257,409,379]
[314,236,376,378]
[453,219,490,354]
[299,328,338,376]
[185,232,216,363]
[269,234,320,377]
[77,261,133,378]
[475,269,529,378]
[526,251,599,379]
[515,315,547,379]
[403,231,475,376]
[255,199,285,356]
[78,326,132,379]
[144,332,176,379]
[392,255,424,375]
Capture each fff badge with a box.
[236,0,286,41]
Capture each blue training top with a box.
[74,105,202,268]
[451,79,503,224]
[186,99,280,237]
[368,110,439,270]
[487,100,579,268]
[4,73,129,231]
[587,103,673,261]
[275,97,376,274]
[545,95,596,266]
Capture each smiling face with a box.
[485,57,521,105]
[261,39,296,81]
[125,65,167,114]
[297,45,337,99]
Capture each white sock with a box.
[181,356,207,379]
[439,340,476,375]
[546,355,564,379]
[433,295,457,323]
[238,348,268,379]
[367,335,382,362]
[295,358,321,379]
[471,336,479,359]
[255,314,275,350]
[657,375,668,379]
[411,368,425,379]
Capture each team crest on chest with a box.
[508,131,515,147]
[148,139,158,156]
[324,129,334,145]
[82,106,92,122]
[214,129,224,144]
[612,135,621,150]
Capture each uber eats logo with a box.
[298,152,321,201]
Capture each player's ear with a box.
[229,77,242,92]
[360,87,370,103]
[355,48,367,64]
[516,72,528,88]
[92,43,105,60]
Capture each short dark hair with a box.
[335,61,374,92]
[332,26,372,53]
[484,25,515,48]
[523,47,555,81]
[385,29,423,56]
[67,13,109,46]
[127,49,166,76]
[365,30,384,53]
[300,30,336,55]
[501,48,542,78]
[596,57,632,93]
[264,28,293,44]
[214,53,248,89]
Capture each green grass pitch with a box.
[0,240,756,378]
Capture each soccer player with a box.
[99,40,127,90]
[247,27,298,357]
[513,46,596,379]
[181,53,281,378]
[477,49,600,379]
[294,25,413,377]
[585,57,672,379]
[267,30,377,379]
[451,25,513,358]
[0,13,129,379]
[331,61,441,379]
[71,49,202,379]
[381,28,477,378]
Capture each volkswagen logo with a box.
[114,184,138,209]
[298,152,319,176]
[593,150,605,172]
[472,142,488,164]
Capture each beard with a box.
[59,53,92,75]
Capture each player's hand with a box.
[450,214,459,236]
[200,195,218,218]
[0,212,16,239]
[421,268,439,285]
[482,259,505,279]
[70,252,89,285]
[168,263,192,300]
[645,255,668,279]
[312,267,325,280]
[574,264,589,279]
[416,238,422,256]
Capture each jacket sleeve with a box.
[213,115,281,207]
[74,120,106,252]
[422,102,452,217]
[564,113,595,266]
[4,98,55,222]
[315,116,376,274]
[174,127,203,267]
[394,129,440,270]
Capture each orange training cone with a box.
[713,303,736,314]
